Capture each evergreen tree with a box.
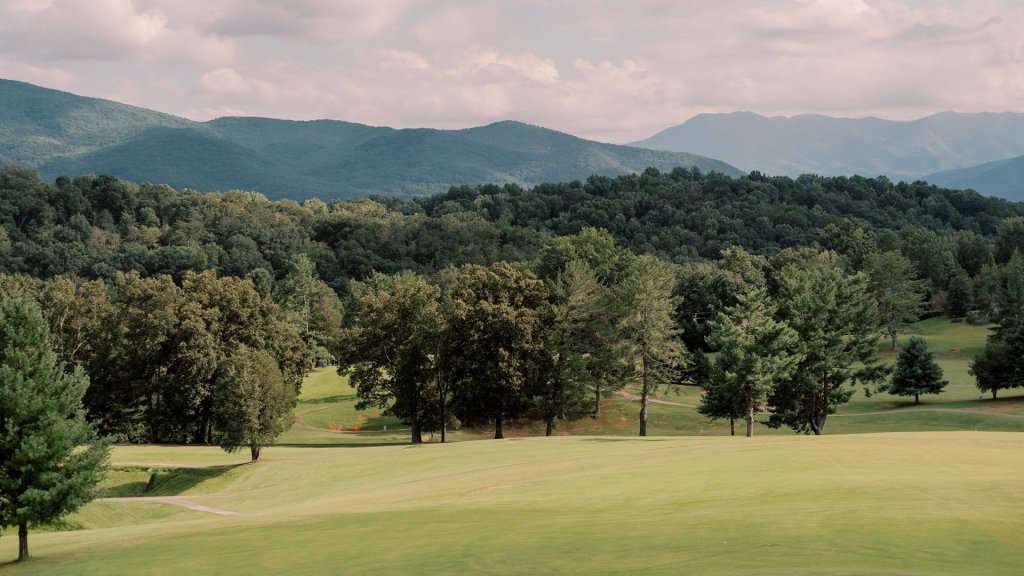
[536,260,609,436]
[618,255,687,437]
[704,289,801,437]
[768,253,888,435]
[0,296,109,561]
[888,336,948,404]
[864,251,927,351]
[697,351,745,436]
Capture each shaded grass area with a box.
[97,465,247,498]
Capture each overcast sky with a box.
[1,0,1022,143]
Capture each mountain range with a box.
[633,111,1024,200]
[0,79,738,200]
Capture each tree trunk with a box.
[915,392,919,404]
[745,389,755,438]
[18,522,28,561]
[729,416,735,436]
[440,391,448,443]
[639,356,649,437]
[545,417,554,436]
[891,331,898,352]
[250,445,261,462]
[993,389,998,399]
[410,419,423,444]
[494,414,504,439]
[594,387,601,416]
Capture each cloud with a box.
[2,0,1024,142]
[0,0,234,65]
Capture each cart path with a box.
[98,496,242,516]
[614,390,699,408]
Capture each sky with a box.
[1,0,1023,143]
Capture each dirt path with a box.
[293,404,336,428]
[614,390,699,408]
[98,496,242,516]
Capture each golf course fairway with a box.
[2,432,1022,575]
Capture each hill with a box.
[4,432,1022,574]
[632,111,1024,194]
[925,154,1024,202]
[0,79,739,200]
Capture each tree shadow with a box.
[298,394,353,405]
[100,464,246,497]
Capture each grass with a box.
[1,317,1022,573]
[3,433,1023,574]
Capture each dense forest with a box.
[3,163,1024,446]
[2,165,1022,288]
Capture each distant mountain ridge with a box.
[925,154,1024,200]
[0,79,739,200]
[633,111,1024,200]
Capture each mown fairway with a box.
[2,318,1023,574]
[3,432,1023,575]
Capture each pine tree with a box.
[618,255,687,437]
[888,336,948,404]
[704,289,801,437]
[0,296,109,561]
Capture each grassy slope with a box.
[2,317,1022,573]
[3,433,1022,575]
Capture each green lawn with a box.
[3,433,1023,574]
[2,317,1022,573]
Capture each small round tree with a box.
[889,336,948,404]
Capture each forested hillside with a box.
[0,79,738,200]
[926,154,1024,201]
[2,165,1021,287]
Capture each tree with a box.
[675,247,767,352]
[211,347,295,461]
[945,269,973,319]
[618,255,687,436]
[994,216,1024,264]
[443,262,546,439]
[273,255,344,368]
[340,271,443,443]
[0,296,109,561]
[536,260,610,436]
[768,253,888,435]
[864,251,926,351]
[887,336,947,404]
[534,229,633,415]
[970,309,1024,400]
[703,289,800,437]
[697,352,745,436]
